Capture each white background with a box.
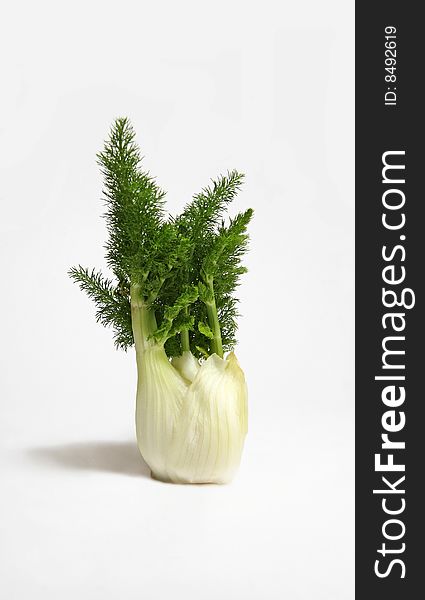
[0,1,354,598]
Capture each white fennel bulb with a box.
[136,347,248,483]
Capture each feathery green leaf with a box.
[69,118,253,357]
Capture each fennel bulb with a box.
[70,118,253,484]
[136,346,247,483]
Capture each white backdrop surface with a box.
[0,1,354,599]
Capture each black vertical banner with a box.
[356,2,424,598]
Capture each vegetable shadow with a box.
[28,440,151,478]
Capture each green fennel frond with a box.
[68,266,133,350]
[187,208,253,357]
[69,118,253,358]
[97,117,166,284]
[201,208,253,283]
[177,170,245,238]
[152,285,198,345]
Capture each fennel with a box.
[69,118,253,483]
